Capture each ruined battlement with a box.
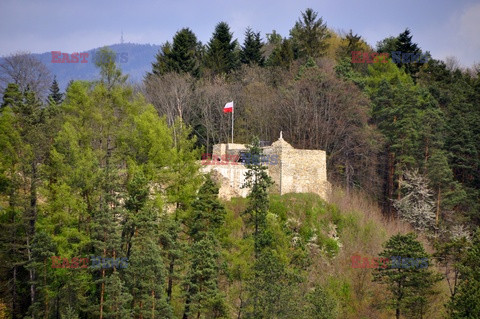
[200,134,330,201]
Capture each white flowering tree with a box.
[394,170,436,232]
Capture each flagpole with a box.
[231,102,234,143]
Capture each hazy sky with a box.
[1,0,479,67]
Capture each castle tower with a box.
[265,134,329,198]
[202,134,330,200]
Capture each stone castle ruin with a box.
[201,134,330,200]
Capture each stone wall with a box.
[202,137,330,201]
[264,137,330,200]
[201,163,252,199]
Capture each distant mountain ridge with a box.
[32,43,161,90]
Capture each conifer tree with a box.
[374,233,441,319]
[447,228,480,318]
[337,29,364,60]
[290,8,330,59]
[103,272,132,319]
[182,176,227,319]
[151,28,201,77]
[205,22,239,74]
[27,231,57,319]
[242,137,273,254]
[266,38,294,68]
[240,28,264,66]
[47,77,63,105]
[395,28,422,78]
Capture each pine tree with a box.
[426,150,460,225]
[374,233,441,319]
[395,29,422,78]
[290,8,330,59]
[447,228,480,318]
[26,231,57,319]
[103,272,132,319]
[337,29,364,60]
[47,77,63,105]
[182,234,226,319]
[266,38,294,68]
[126,218,171,318]
[182,176,227,319]
[240,138,299,318]
[241,137,273,254]
[240,28,264,66]
[204,22,239,74]
[0,103,25,319]
[151,28,201,77]
[434,234,469,299]
[1,83,23,110]
[305,284,338,319]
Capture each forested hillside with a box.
[0,8,479,319]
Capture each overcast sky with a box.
[1,0,479,67]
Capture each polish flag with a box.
[223,101,233,113]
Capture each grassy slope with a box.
[218,189,448,319]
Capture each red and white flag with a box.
[223,101,233,113]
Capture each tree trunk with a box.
[28,161,38,318]
[100,268,105,319]
[436,187,441,226]
[44,258,49,319]
[151,289,155,319]
[167,256,175,301]
[397,167,402,200]
[182,287,191,319]
[387,151,396,216]
[26,235,35,319]
[12,266,17,319]
[100,245,106,319]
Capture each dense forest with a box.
[0,8,479,319]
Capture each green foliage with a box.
[290,8,330,59]
[266,38,294,67]
[205,22,239,74]
[374,233,442,319]
[94,47,128,89]
[240,28,264,66]
[48,76,63,105]
[305,285,338,319]
[151,28,201,77]
[447,228,480,318]
[182,176,227,318]
[242,136,273,253]
[2,15,480,319]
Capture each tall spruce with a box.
[151,28,201,77]
[205,22,239,74]
[182,176,227,319]
[290,8,330,59]
[241,137,273,255]
[240,28,264,66]
[47,77,63,105]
